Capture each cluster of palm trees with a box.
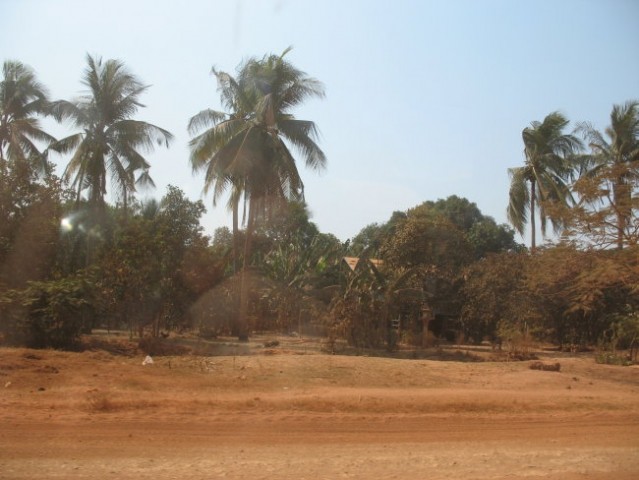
[1,50,327,341]
[4,51,637,258]
[1,56,173,211]
[508,103,639,251]
[1,49,324,250]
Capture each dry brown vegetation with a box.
[1,334,638,479]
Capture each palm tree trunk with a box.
[530,178,537,252]
[232,199,239,274]
[237,197,255,342]
[122,190,129,224]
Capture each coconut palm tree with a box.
[577,101,639,249]
[507,112,582,251]
[188,67,251,273]
[0,60,55,173]
[50,54,172,212]
[188,48,326,339]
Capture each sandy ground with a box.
[1,337,638,479]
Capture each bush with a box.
[0,276,96,349]
[595,352,633,366]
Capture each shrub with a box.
[0,276,96,349]
[595,352,633,366]
[529,361,561,371]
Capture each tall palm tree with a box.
[50,54,172,211]
[507,112,582,251]
[577,101,639,249]
[188,48,326,339]
[189,66,252,273]
[0,60,55,173]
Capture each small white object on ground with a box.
[142,355,154,365]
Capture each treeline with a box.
[343,195,638,358]
[0,53,638,358]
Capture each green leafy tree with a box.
[382,207,472,271]
[0,60,55,173]
[412,196,520,258]
[467,218,521,258]
[188,48,326,340]
[349,211,406,257]
[563,246,639,349]
[461,252,530,344]
[0,273,97,349]
[419,195,484,231]
[349,223,385,256]
[524,245,611,348]
[210,226,236,275]
[154,186,214,330]
[383,213,471,318]
[96,186,215,335]
[348,196,518,345]
[50,54,172,211]
[0,159,67,288]
[507,112,582,251]
[54,202,118,277]
[463,244,639,352]
[257,200,318,247]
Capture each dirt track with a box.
[1,340,638,479]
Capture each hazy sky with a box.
[3,0,638,242]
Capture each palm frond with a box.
[188,118,252,173]
[135,168,155,190]
[187,108,228,135]
[507,167,530,235]
[48,133,84,155]
[1,60,54,169]
[48,100,89,127]
[279,119,326,171]
[110,119,173,150]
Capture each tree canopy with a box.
[508,112,582,250]
[0,60,55,173]
[50,55,173,210]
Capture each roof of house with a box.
[342,256,384,272]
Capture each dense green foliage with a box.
[0,273,96,349]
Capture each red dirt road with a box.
[1,344,638,479]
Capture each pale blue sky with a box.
[2,0,638,242]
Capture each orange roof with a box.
[343,257,383,272]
